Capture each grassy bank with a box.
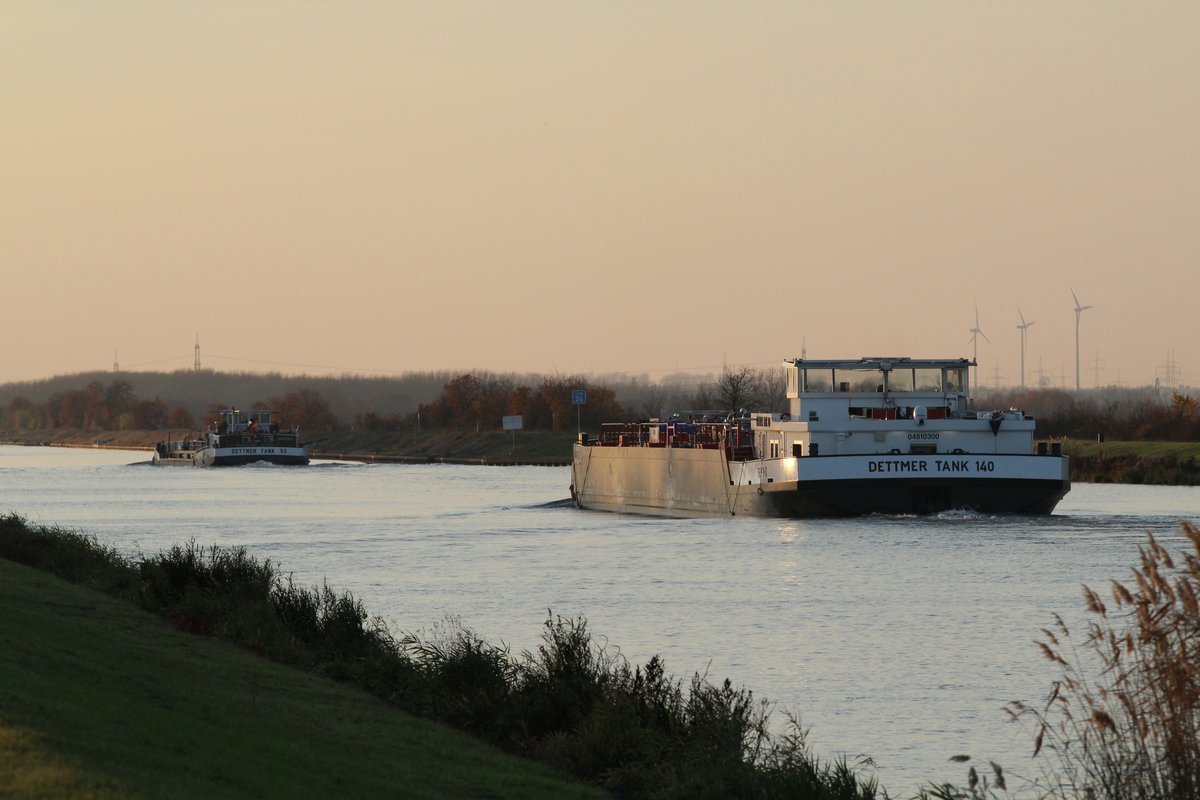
[304,429,576,464]
[0,557,600,800]
[0,516,882,800]
[1060,439,1200,485]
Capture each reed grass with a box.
[926,520,1200,800]
[0,513,881,800]
[1014,520,1200,799]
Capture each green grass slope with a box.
[1062,440,1200,459]
[304,429,576,463]
[1062,440,1200,484]
[0,558,601,800]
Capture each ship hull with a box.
[194,446,310,467]
[571,445,1069,518]
[152,451,200,466]
[153,446,309,466]
[154,407,309,467]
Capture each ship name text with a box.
[868,458,996,474]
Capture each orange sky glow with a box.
[3,3,1197,389]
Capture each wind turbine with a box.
[1017,307,1035,390]
[968,304,991,389]
[1071,287,1093,391]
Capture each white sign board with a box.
[502,415,524,431]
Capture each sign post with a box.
[571,389,586,434]
[502,415,523,454]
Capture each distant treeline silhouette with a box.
[976,386,1200,441]
[0,378,340,434]
[1,368,1195,440]
[357,373,624,433]
[0,366,787,435]
[0,372,627,434]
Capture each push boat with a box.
[152,408,309,467]
[570,357,1070,517]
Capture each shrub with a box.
[136,541,277,636]
[402,617,516,739]
[0,517,881,800]
[0,513,133,593]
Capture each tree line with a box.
[0,379,339,434]
[0,375,628,435]
[356,374,624,432]
[4,368,1194,441]
[0,367,781,435]
[344,366,788,433]
[357,366,788,432]
[979,386,1200,442]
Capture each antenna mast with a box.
[1159,351,1182,390]
[1033,356,1050,388]
[194,333,202,371]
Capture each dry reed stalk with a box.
[1004,521,1200,799]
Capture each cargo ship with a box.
[570,357,1069,517]
[153,408,309,467]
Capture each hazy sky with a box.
[4,3,1197,389]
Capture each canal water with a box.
[2,444,1197,794]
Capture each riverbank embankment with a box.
[0,428,576,466]
[0,537,604,799]
[1060,439,1200,485]
[0,516,884,799]
[4,429,1199,482]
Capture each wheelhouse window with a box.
[802,370,833,392]
[796,360,969,395]
[914,368,942,392]
[889,369,914,392]
[833,367,886,392]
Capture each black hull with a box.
[208,455,310,466]
[760,478,1069,517]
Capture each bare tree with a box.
[752,367,787,412]
[716,366,759,412]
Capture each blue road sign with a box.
[572,389,586,405]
